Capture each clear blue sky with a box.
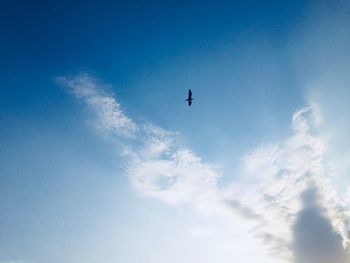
[1,1,350,263]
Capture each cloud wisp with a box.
[57,73,223,208]
[229,105,350,261]
[58,73,350,262]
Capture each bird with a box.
[186,89,193,106]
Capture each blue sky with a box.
[1,1,350,263]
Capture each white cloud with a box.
[189,227,214,237]
[59,73,350,262]
[230,105,350,260]
[58,72,223,208]
[57,73,138,138]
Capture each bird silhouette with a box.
[186,89,193,106]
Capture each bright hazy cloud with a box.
[59,73,350,263]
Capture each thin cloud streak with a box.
[57,73,138,138]
[59,72,350,262]
[58,73,223,208]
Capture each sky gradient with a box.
[1,1,350,263]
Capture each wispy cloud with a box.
[57,73,223,208]
[58,72,350,262]
[231,105,350,261]
[57,73,138,138]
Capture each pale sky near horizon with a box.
[2,1,350,263]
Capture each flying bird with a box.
[186,89,193,106]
